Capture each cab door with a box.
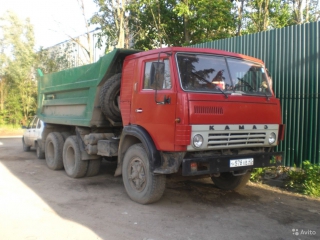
[131,57,177,151]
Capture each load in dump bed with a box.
[37,47,285,204]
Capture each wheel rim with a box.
[128,157,147,192]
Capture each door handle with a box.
[135,109,143,113]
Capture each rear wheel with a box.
[36,142,45,159]
[63,136,88,178]
[45,132,64,170]
[211,171,251,191]
[122,144,166,204]
[22,137,30,152]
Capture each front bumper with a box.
[182,151,284,176]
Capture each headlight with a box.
[268,132,276,144]
[193,134,204,148]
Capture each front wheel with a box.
[211,171,251,191]
[122,144,166,204]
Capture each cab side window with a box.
[143,59,171,90]
[37,119,42,129]
[31,117,39,129]
[28,117,37,129]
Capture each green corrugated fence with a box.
[191,21,320,166]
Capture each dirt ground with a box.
[0,137,319,240]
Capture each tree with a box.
[241,0,319,35]
[232,0,246,36]
[0,40,6,112]
[128,0,235,49]
[90,1,235,50]
[128,0,181,49]
[0,11,37,125]
[174,0,235,45]
[36,42,76,74]
[90,0,131,50]
[290,0,320,23]
[269,0,293,29]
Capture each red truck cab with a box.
[119,47,284,187]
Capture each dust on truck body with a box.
[38,47,285,204]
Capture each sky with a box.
[0,0,99,49]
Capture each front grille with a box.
[207,132,266,147]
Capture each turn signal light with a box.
[190,162,197,172]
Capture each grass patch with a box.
[286,161,320,197]
[250,161,320,198]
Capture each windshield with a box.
[176,53,272,96]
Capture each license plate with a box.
[230,158,254,168]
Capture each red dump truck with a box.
[36,47,284,204]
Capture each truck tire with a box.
[122,143,166,204]
[85,159,101,177]
[22,137,30,152]
[211,171,251,191]
[99,73,122,122]
[45,132,64,170]
[63,136,88,178]
[36,142,45,159]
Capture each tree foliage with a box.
[233,0,320,35]
[91,0,319,50]
[0,10,89,126]
[90,0,130,50]
[0,11,37,125]
[129,0,235,48]
[36,42,76,74]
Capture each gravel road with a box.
[0,137,319,240]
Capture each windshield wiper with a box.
[190,71,211,84]
[215,87,228,99]
[190,71,228,98]
[235,78,255,92]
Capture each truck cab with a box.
[119,47,284,177]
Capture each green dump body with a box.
[37,49,140,127]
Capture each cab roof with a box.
[125,47,264,64]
